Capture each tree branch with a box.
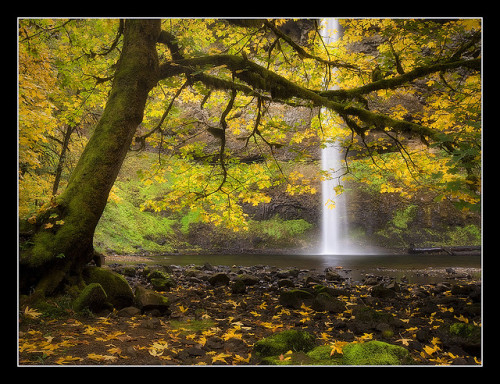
[157,53,474,150]
[264,20,358,70]
[320,58,481,100]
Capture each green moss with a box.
[83,266,134,309]
[341,341,412,365]
[253,330,316,358]
[29,232,57,267]
[249,216,312,241]
[73,283,108,312]
[392,204,417,230]
[449,322,481,341]
[352,306,394,323]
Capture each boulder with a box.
[370,284,397,299]
[278,289,314,309]
[134,285,170,315]
[341,340,413,365]
[231,278,247,294]
[208,273,230,286]
[83,266,134,309]
[116,306,142,317]
[237,273,260,286]
[253,330,315,358]
[147,270,176,291]
[73,283,108,312]
[311,292,346,313]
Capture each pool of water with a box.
[139,252,481,284]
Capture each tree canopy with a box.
[19,18,481,231]
[18,18,481,297]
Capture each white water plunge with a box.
[319,19,358,256]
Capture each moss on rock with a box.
[147,270,175,291]
[253,329,315,358]
[73,283,108,312]
[83,266,134,309]
[341,340,412,365]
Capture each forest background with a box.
[18,17,481,265]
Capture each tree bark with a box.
[20,20,161,298]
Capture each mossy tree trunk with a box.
[20,20,161,298]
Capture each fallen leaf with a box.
[395,338,412,346]
[212,352,232,364]
[87,353,118,362]
[24,307,42,319]
[54,356,82,365]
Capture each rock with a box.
[277,279,295,288]
[277,268,300,278]
[140,317,162,329]
[363,275,380,285]
[311,292,346,313]
[184,346,206,357]
[451,283,476,296]
[201,262,214,271]
[147,270,176,291]
[134,285,170,314]
[278,289,314,309]
[341,340,413,365]
[122,266,138,277]
[325,269,344,282]
[83,266,134,309]
[370,284,396,298]
[208,273,230,286]
[205,336,224,349]
[238,273,260,286]
[231,278,247,294]
[313,284,348,297]
[116,306,142,317]
[253,330,315,358]
[73,283,108,312]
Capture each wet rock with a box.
[231,278,247,294]
[208,273,230,286]
[277,268,300,278]
[370,284,396,299]
[253,330,315,358]
[311,293,346,313]
[73,283,108,312]
[140,317,162,329]
[116,306,142,317]
[277,279,295,288]
[278,289,314,309]
[134,285,170,314]
[238,273,260,285]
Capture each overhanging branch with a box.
[157,53,477,150]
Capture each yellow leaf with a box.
[232,353,251,364]
[55,355,82,365]
[330,341,349,356]
[177,304,189,313]
[212,352,232,364]
[24,306,42,319]
[87,353,118,362]
[44,222,54,229]
[148,348,164,357]
[396,338,412,346]
[454,314,469,323]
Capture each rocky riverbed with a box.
[19,261,482,365]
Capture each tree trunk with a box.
[20,20,161,298]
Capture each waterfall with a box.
[319,18,355,255]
